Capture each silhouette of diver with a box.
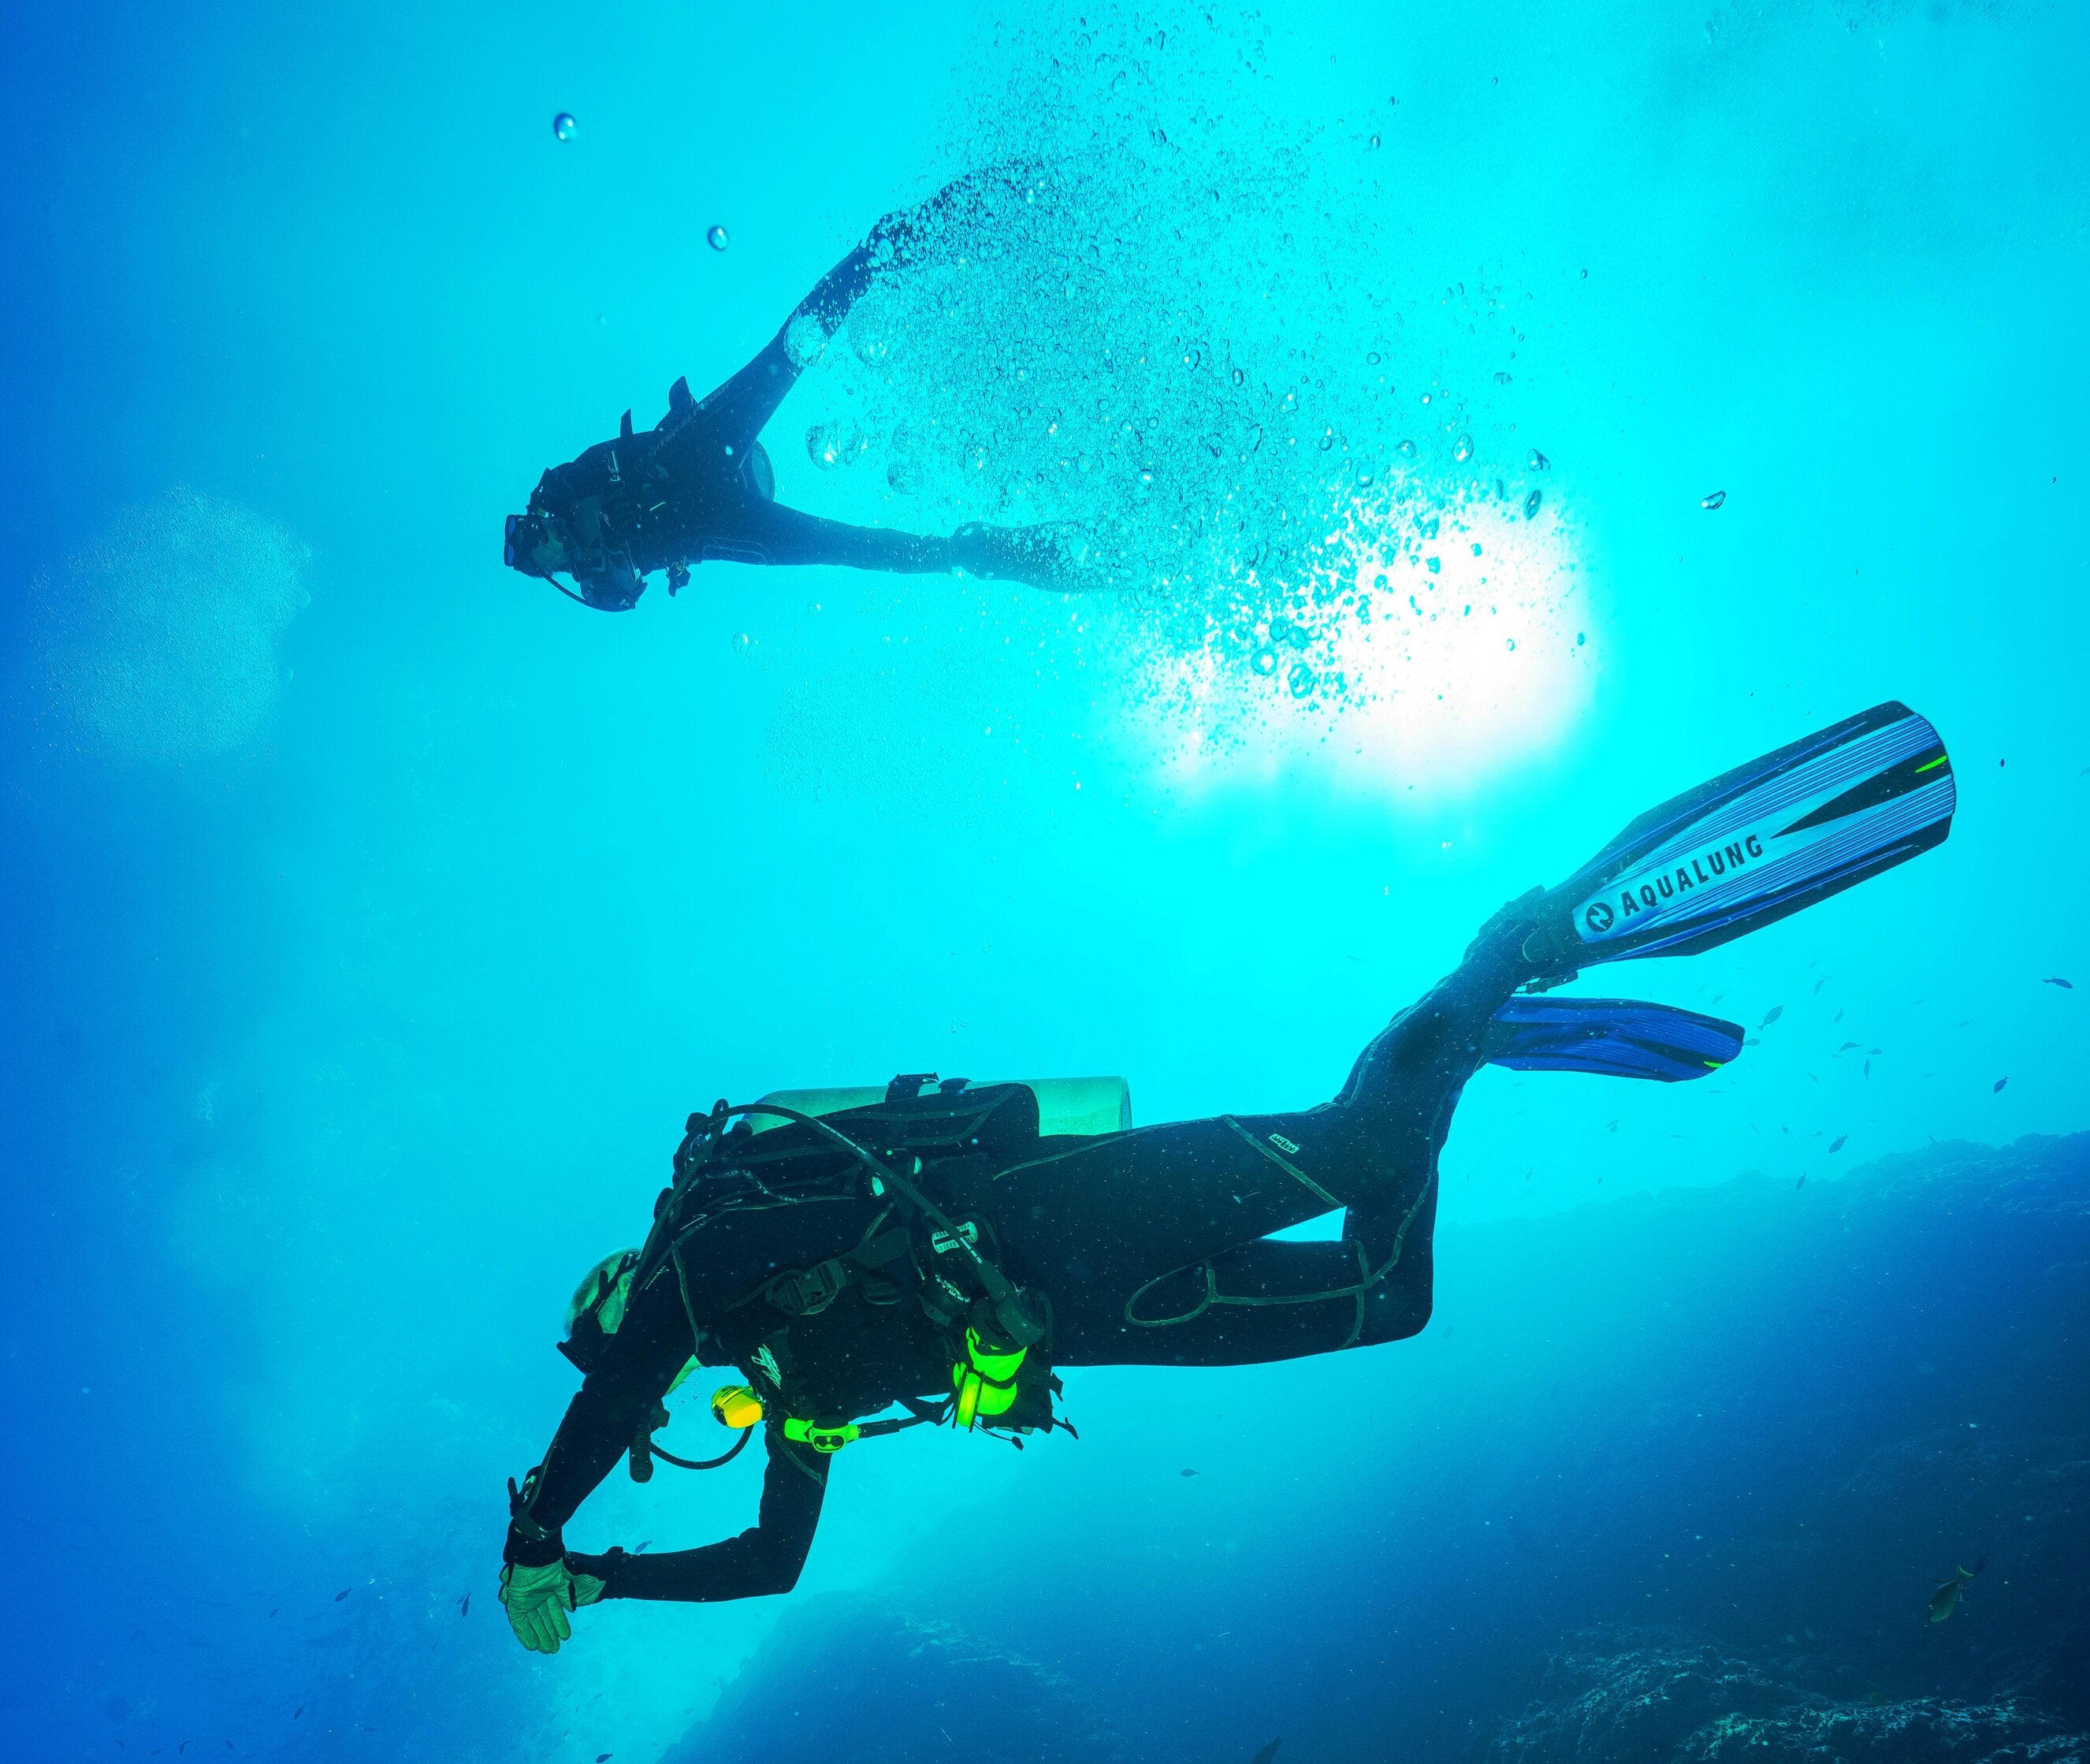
[504,169,1080,611]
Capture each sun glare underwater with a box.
[3,3,2089,1764]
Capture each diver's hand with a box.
[498,1558,605,1656]
[868,162,1042,269]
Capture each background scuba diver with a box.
[503,167,1080,611]
[498,702,1957,1651]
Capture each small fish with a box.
[1995,1077,2010,1093]
[1795,1174,1807,1190]
[1864,1060,1872,1078]
[1251,1743,1284,1764]
[1761,1006,1783,1027]
[1745,1037,1762,1047]
[1814,978,1828,993]
[1606,1118,1621,1131]
[1869,1048,1882,1056]
[1829,1136,1846,1153]
[334,1590,349,1602]
[293,1710,303,1721]
[1838,1040,1861,1053]
[1928,1565,1977,1623]
[1181,1468,1200,1478]
[2044,977,2074,990]
[1701,489,1727,509]
[597,1755,613,1762]
[634,1540,652,1554]
[458,1592,470,1617]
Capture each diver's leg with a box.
[1006,903,1532,1368]
[703,500,960,574]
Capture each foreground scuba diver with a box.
[502,168,1079,610]
[499,702,1956,1650]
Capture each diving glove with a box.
[498,1558,605,1655]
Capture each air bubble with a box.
[1524,489,1542,518]
[1452,434,1474,463]
[707,225,730,251]
[1701,489,1727,509]
[784,313,827,366]
[1287,662,1316,698]
[1231,367,1246,386]
[1528,449,1549,471]
[1251,649,1278,676]
[807,424,843,470]
[1396,439,1416,456]
[1493,371,1512,385]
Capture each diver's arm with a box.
[504,1275,696,1569]
[566,1431,829,1602]
[695,164,1037,443]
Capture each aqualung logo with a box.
[1586,832,1765,935]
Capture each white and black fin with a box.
[1549,701,1954,966]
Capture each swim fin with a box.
[1486,996,1743,1082]
[1527,701,1954,975]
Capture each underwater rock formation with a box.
[665,1591,1129,1764]
[1486,1634,2089,1763]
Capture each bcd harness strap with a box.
[760,1225,913,1318]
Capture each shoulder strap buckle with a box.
[766,1257,851,1316]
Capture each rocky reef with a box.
[1488,1635,2088,1763]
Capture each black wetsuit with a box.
[506,917,1530,1602]
[508,171,1069,610]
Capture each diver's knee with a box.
[1356,1278,1432,1346]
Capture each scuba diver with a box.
[499,702,1956,1651]
[502,168,1080,611]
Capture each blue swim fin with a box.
[1486,996,1743,1082]
[1527,701,1954,973]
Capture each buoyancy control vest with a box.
[557,1074,1132,1466]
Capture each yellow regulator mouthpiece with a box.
[710,1385,764,1431]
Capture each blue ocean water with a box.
[2,2,2086,1760]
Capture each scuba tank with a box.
[751,1075,1130,1141]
